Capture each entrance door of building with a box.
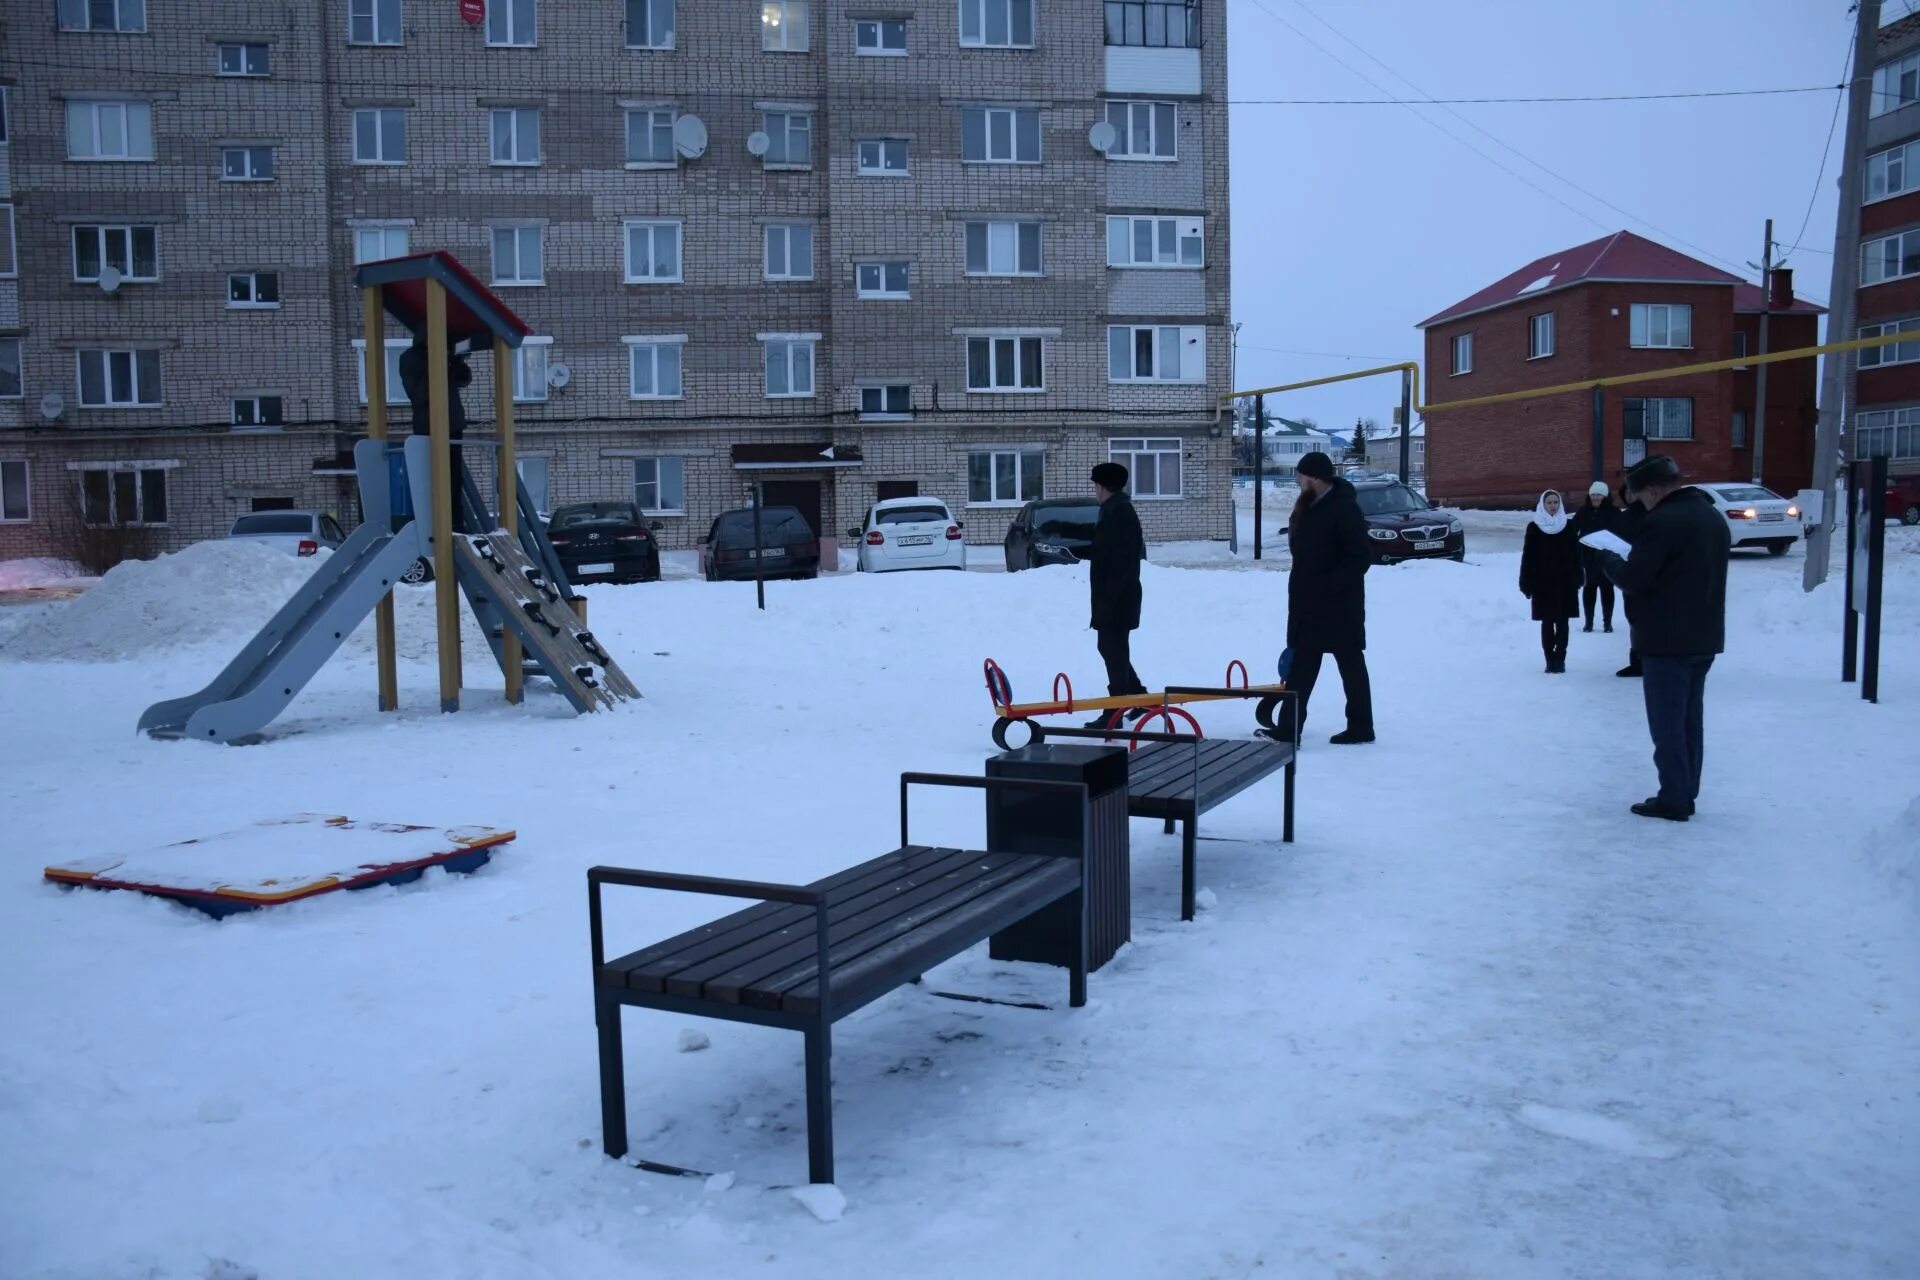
[875,480,919,501]
[762,479,823,539]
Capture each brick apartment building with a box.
[1416,231,1821,508]
[1851,10,1920,477]
[0,0,1232,559]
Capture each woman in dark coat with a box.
[1568,480,1619,633]
[1520,488,1581,673]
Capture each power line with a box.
[1233,85,1845,106]
[1236,342,1408,362]
[1779,29,1856,272]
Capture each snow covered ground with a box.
[3,527,1917,1279]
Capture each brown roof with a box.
[1418,231,1742,328]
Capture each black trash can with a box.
[985,743,1130,973]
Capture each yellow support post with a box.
[362,285,399,714]
[426,280,461,713]
[494,336,523,706]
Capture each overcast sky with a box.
[1225,0,1869,438]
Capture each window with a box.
[1861,318,1920,368]
[78,466,169,527]
[961,106,1040,163]
[231,395,285,429]
[490,108,540,165]
[1862,229,1920,286]
[968,449,1043,504]
[1872,51,1920,118]
[350,0,403,45]
[623,221,682,283]
[222,146,275,181]
[0,206,14,278]
[856,261,910,298]
[1109,438,1182,498]
[218,43,271,76]
[763,336,816,397]
[959,0,1033,47]
[764,224,814,280]
[72,225,158,283]
[58,0,145,32]
[1623,396,1693,442]
[65,101,154,160]
[512,337,551,402]
[625,108,675,166]
[967,335,1044,391]
[227,271,280,308]
[0,87,8,144]
[858,138,908,175]
[856,17,906,53]
[633,457,686,513]
[1450,333,1472,375]
[0,339,19,400]
[964,220,1041,275]
[1107,325,1203,383]
[354,225,409,264]
[762,111,812,167]
[517,457,550,513]
[1104,100,1175,159]
[353,108,406,164]
[1732,410,1748,450]
[487,0,536,45]
[627,0,676,48]
[626,338,685,399]
[354,338,409,404]
[1629,303,1692,348]
[859,383,912,418]
[1733,331,1748,361]
[491,225,544,285]
[1104,215,1202,268]
[0,461,27,522]
[1854,407,1920,459]
[1104,0,1200,48]
[1866,139,1920,202]
[76,349,162,407]
[1529,312,1555,359]
[761,0,810,51]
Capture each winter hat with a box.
[1624,454,1682,495]
[1091,461,1129,490]
[1295,451,1336,481]
[1588,481,1610,499]
[1531,489,1570,535]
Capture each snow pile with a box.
[0,557,95,591]
[1865,796,1920,915]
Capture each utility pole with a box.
[1253,391,1266,560]
[1752,218,1772,486]
[1807,0,1879,591]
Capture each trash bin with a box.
[986,743,1130,974]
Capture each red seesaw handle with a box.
[1130,705,1203,751]
[1225,659,1249,689]
[1052,672,1074,710]
[983,658,1013,712]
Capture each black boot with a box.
[1604,620,1614,633]
[1582,620,1594,634]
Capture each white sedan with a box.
[1696,483,1802,556]
[852,498,968,573]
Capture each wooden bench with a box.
[589,772,1092,1186]
[1034,688,1299,922]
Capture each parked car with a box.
[1696,483,1802,555]
[1351,478,1466,565]
[1004,498,1102,572]
[545,502,663,584]
[1886,477,1920,526]
[849,498,967,573]
[700,505,820,581]
[226,511,345,558]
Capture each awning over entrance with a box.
[730,443,865,470]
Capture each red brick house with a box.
[1417,231,1823,507]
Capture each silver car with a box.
[226,510,346,558]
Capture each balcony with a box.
[1104,1,1201,94]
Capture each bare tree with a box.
[51,479,157,576]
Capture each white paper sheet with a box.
[1579,530,1633,558]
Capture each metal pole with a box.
[1252,392,1265,560]
[1808,0,1879,590]
[1863,455,1887,703]
[494,336,523,706]
[1591,385,1605,483]
[1398,370,1412,485]
[753,481,766,611]
[426,278,461,713]
[1752,218,1772,486]
[1843,462,1858,683]
[361,284,398,714]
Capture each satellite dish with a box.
[745,130,771,157]
[673,114,709,159]
[546,361,572,390]
[1088,121,1118,153]
[97,265,124,294]
[39,390,65,421]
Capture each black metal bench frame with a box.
[1032,687,1299,922]
[589,772,1091,1186]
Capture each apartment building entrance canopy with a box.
[730,443,866,470]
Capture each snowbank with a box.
[0,557,95,591]
[1866,796,1920,915]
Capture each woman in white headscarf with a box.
[1520,489,1581,673]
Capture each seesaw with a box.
[984,658,1288,750]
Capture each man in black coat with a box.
[1283,451,1375,744]
[1612,479,1649,677]
[1086,462,1148,727]
[1596,455,1731,822]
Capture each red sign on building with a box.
[459,0,486,24]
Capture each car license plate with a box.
[899,535,933,546]
[750,549,786,559]
[580,562,615,573]
[1759,513,1784,523]
[1414,540,1445,551]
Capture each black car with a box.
[545,502,663,584]
[1004,498,1101,571]
[701,505,821,581]
[1350,479,1466,565]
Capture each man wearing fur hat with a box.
[1087,461,1148,727]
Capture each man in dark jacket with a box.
[1612,479,1649,677]
[1596,454,1731,822]
[1282,451,1375,744]
[1087,462,1147,727]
